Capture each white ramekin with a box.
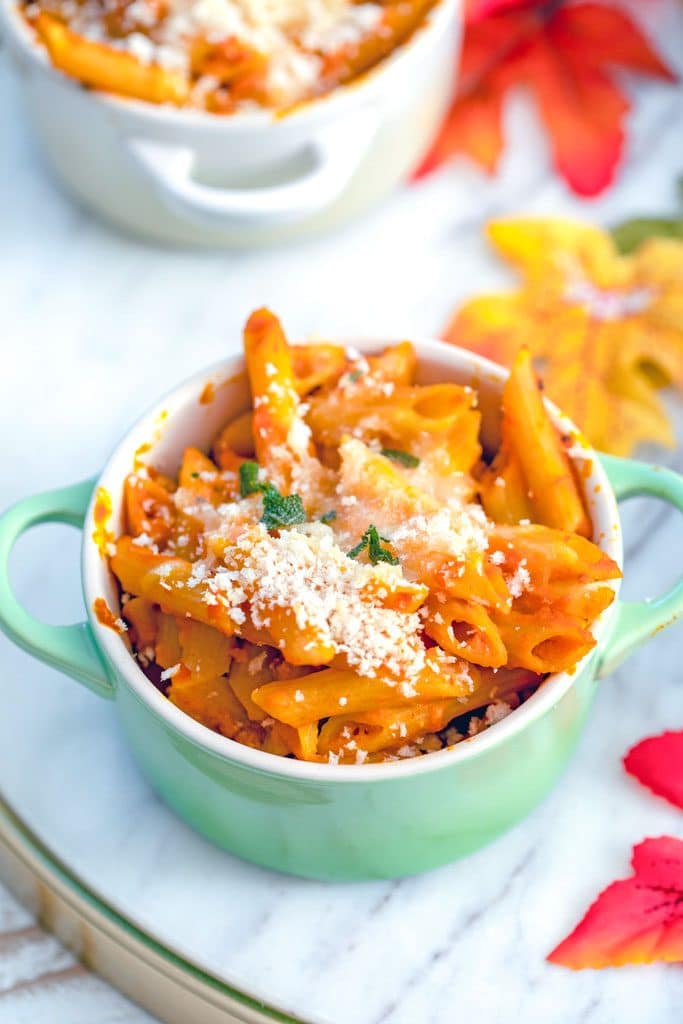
[1,0,462,246]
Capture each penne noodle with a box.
[479,447,534,525]
[495,609,595,674]
[244,308,300,459]
[169,673,262,744]
[124,473,174,545]
[111,538,242,636]
[291,343,347,395]
[227,648,276,721]
[121,597,159,650]
[213,411,256,462]
[243,309,330,504]
[318,698,468,756]
[262,606,337,666]
[178,447,241,505]
[35,12,189,104]
[423,597,508,668]
[263,721,319,761]
[155,613,181,669]
[251,650,474,728]
[366,342,417,385]
[176,618,234,683]
[501,349,591,536]
[489,524,621,585]
[307,383,480,471]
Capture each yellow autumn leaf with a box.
[444,218,683,455]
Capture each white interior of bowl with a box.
[0,0,457,130]
[83,339,623,781]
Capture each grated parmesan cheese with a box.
[192,520,427,680]
[506,558,531,599]
[390,504,490,565]
[484,701,514,725]
[248,650,268,675]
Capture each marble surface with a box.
[1,1,683,1020]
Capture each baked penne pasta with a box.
[107,309,620,764]
[24,0,439,113]
[34,12,189,105]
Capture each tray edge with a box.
[0,794,307,1024]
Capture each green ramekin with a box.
[1,340,681,880]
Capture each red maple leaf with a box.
[417,1,676,196]
[624,731,683,810]
[465,0,537,22]
[548,837,683,968]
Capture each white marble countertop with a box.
[1,2,683,1020]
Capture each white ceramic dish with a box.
[0,0,461,246]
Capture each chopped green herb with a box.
[190,472,200,479]
[239,460,267,498]
[381,448,420,468]
[240,460,306,530]
[320,510,337,524]
[347,537,366,559]
[347,525,398,565]
[348,369,364,383]
[261,489,307,531]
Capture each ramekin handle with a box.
[597,454,683,678]
[125,107,379,232]
[0,479,114,699]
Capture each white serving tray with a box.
[0,793,300,1024]
[1,473,682,1024]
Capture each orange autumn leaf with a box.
[444,218,683,455]
[417,2,676,195]
[624,731,683,810]
[548,836,683,969]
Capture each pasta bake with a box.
[22,0,438,110]
[107,309,620,764]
